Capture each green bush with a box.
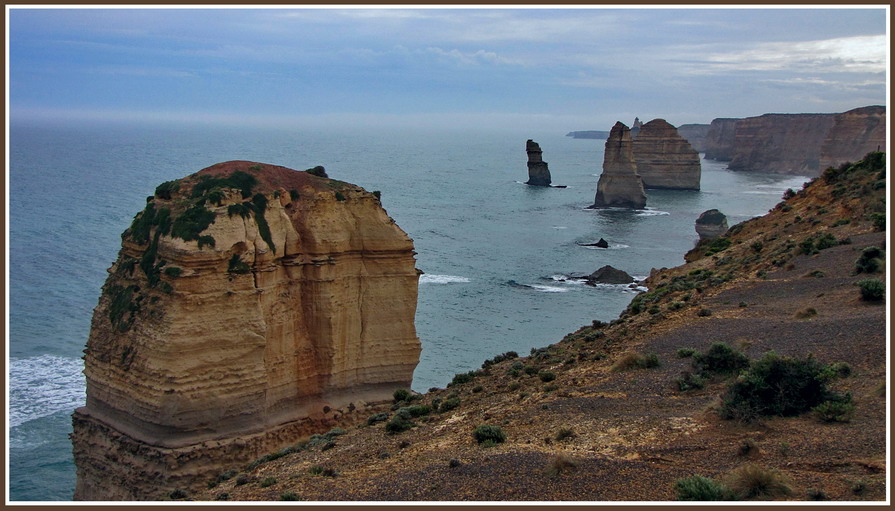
[280,492,299,501]
[674,475,736,501]
[869,212,886,231]
[393,388,410,402]
[155,180,180,200]
[439,397,460,412]
[402,405,431,418]
[191,171,257,199]
[472,425,506,445]
[306,166,328,178]
[611,352,660,371]
[367,412,388,425]
[813,398,854,423]
[334,191,346,201]
[451,371,476,385]
[163,266,182,277]
[692,343,749,376]
[720,352,838,421]
[704,237,732,256]
[228,254,251,274]
[385,415,414,434]
[857,278,885,301]
[677,348,696,358]
[482,351,519,368]
[676,371,707,392]
[170,204,216,242]
[855,246,884,274]
[538,371,557,382]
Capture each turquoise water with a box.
[7,121,809,500]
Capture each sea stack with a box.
[525,139,552,186]
[631,117,643,138]
[632,119,701,190]
[695,209,729,240]
[71,161,422,500]
[591,122,647,209]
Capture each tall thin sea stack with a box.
[525,139,552,186]
[591,122,647,209]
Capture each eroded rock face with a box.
[695,209,729,240]
[591,122,647,209]
[632,119,701,190]
[820,105,887,170]
[704,118,740,161]
[728,113,836,175]
[72,161,421,500]
[677,124,711,153]
[525,139,552,186]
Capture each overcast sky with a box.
[7,6,889,131]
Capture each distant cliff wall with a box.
[704,118,740,161]
[72,161,421,500]
[727,113,836,175]
[819,105,887,170]
[677,124,710,152]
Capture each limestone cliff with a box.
[703,118,740,161]
[728,113,836,175]
[820,105,886,170]
[525,139,552,186]
[591,122,647,209]
[71,161,421,500]
[676,124,710,153]
[632,119,701,190]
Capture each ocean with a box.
[7,120,809,500]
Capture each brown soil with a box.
[192,157,888,502]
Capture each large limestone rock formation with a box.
[71,161,421,500]
[632,119,701,190]
[630,117,644,138]
[677,124,711,153]
[820,105,887,170]
[728,113,836,175]
[591,122,647,209]
[525,139,552,186]
[695,209,729,240]
[704,118,740,161]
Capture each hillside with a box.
[193,154,887,502]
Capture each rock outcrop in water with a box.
[71,161,421,500]
[632,119,701,190]
[591,122,647,209]
[583,265,634,285]
[695,209,729,240]
[525,139,552,186]
[820,105,887,170]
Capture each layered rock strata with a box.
[727,113,836,175]
[525,139,552,186]
[591,122,647,209]
[632,119,701,190]
[819,105,887,170]
[72,161,421,500]
[703,118,740,161]
[695,209,729,240]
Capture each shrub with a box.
[523,366,540,376]
[813,399,855,423]
[538,371,557,382]
[857,278,885,301]
[720,352,837,421]
[674,475,735,501]
[738,439,758,457]
[697,308,712,317]
[722,464,791,499]
[869,212,885,231]
[439,397,460,412]
[482,351,519,368]
[168,488,187,500]
[393,388,410,402]
[191,171,257,199]
[155,180,180,200]
[227,253,251,274]
[260,477,277,488]
[692,343,749,376]
[704,237,732,256]
[367,412,388,425]
[472,425,506,445]
[855,246,884,274]
[814,234,838,250]
[676,371,707,392]
[403,405,431,418]
[215,493,229,501]
[308,465,336,477]
[163,266,182,277]
[170,204,216,242]
[385,415,414,434]
[677,348,696,358]
[611,352,660,371]
[280,492,299,501]
[555,427,576,441]
[451,371,476,385]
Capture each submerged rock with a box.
[591,122,647,209]
[525,139,552,186]
[578,238,610,248]
[632,119,701,190]
[72,161,421,500]
[695,209,729,240]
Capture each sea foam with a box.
[9,355,85,428]
[419,274,471,284]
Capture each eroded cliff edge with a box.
[71,161,421,500]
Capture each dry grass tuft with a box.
[545,453,578,477]
[722,463,791,500]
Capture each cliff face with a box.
[727,113,836,175]
[71,161,421,500]
[703,118,740,161]
[632,119,701,190]
[820,105,887,170]
[525,139,552,186]
[676,124,710,152]
[592,122,647,209]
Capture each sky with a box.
[6,6,889,132]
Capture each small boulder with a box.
[585,265,634,285]
[577,238,610,248]
[695,209,729,240]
